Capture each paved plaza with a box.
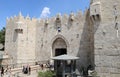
[1,65,43,77]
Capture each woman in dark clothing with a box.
[1,67,4,77]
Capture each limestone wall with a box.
[5,13,36,64]
[35,12,85,61]
[5,16,19,64]
[91,0,120,77]
[35,10,94,74]
[5,10,93,74]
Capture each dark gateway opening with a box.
[55,48,67,56]
[54,48,67,77]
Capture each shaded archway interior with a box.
[52,38,67,56]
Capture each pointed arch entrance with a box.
[51,36,69,77]
[51,35,69,57]
[52,37,67,56]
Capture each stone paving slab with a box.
[2,70,38,77]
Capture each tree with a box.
[0,27,5,50]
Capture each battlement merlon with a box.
[90,1,101,16]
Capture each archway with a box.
[52,37,67,56]
[52,37,67,76]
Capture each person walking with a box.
[1,67,4,77]
[28,66,31,75]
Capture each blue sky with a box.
[0,0,90,30]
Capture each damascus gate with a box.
[3,0,120,77]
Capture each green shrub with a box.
[38,71,45,77]
[38,70,55,77]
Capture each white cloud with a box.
[40,7,51,18]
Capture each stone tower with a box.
[90,0,120,77]
[5,12,37,65]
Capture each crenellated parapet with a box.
[6,10,87,31]
[38,11,84,24]
[6,12,37,24]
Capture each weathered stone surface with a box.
[92,0,120,77]
[5,10,93,75]
[3,0,120,77]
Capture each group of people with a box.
[0,62,53,76]
[22,65,31,75]
[0,65,31,77]
[39,62,54,71]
